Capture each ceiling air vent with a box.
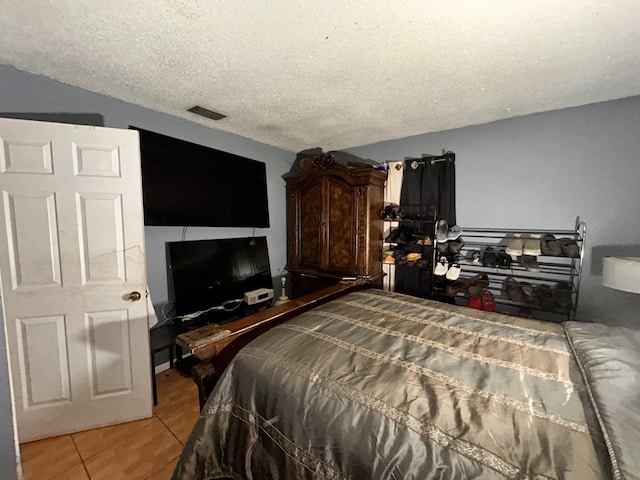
[188,105,226,121]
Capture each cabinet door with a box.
[298,178,324,269]
[326,176,357,274]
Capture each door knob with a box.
[126,291,142,302]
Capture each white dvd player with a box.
[244,288,274,305]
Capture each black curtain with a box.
[395,154,456,298]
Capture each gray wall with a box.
[2,63,640,477]
[348,96,640,326]
[0,64,293,477]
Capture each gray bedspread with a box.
[173,289,638,479]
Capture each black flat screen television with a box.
[167,237,272,325]
[133,127,270,227]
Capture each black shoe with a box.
[482,247,497,267]
[496,250,512,269]
[553,282,572,308]
[384,229,400,242]
[535,284,557,311]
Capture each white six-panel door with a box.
[0,118,152,442]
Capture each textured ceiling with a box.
[1,1,640,152]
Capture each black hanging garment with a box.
[395,153,456,298]
[399,154,456,225]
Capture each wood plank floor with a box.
[19,368,199,480]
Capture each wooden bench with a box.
[176,281,364,408]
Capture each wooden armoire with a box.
[285,153,387,298]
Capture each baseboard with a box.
[154,360,172,375]
[154,354,195,375]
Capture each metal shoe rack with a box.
[382,208,437,297]
[432,218,586,322]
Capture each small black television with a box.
[167,237,273,325]
[133,127,270,227]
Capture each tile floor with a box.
[19,368,199,480]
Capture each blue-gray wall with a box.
[0,64,294,478]
[2,63,640,477]
[348,96,640,326]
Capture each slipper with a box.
[505,239,523,256]
[446,263,461,281]
[523,239,541,256]
[435,220,449,243]
[446,278,470,296]
[467,273,490,295]
[540,234,562,256]
[502,276,525,303]
[558,238,580,257]
[434,256,449,276]
[447,225,463,241]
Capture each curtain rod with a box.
[409,151,455,169]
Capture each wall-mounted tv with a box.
[133,127,270,227]
[167,236,273,325]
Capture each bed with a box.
[172,288,640,480]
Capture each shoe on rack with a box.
[519,282,538,306]
[448,237,465,253]
[496,250,512,269]
[520,255,540,272]
[553,281,572,308]
[435,220,449,243]
[453,253,465,264]
[534,284,557,311]
[505,239,524,256]
[466,295,483,310]
[436,241,449,254]
[467,273,490,295]
[384,229,399,243]
[482,247,497,267]
[406,252,422,262]
[481,289,496,312]
[447,225,463,241]
[523,239,541,256]
[416,235,432,245]
[379,203,404,221]
[434,256,449,276]
[466,250,481,263]
[397,225,416,243]
[446,278,470,296]
[384,255,395,264]
[540,234,562,256]
[446,263,461,281]
[558,238,580,257]
[502,276,525,303]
